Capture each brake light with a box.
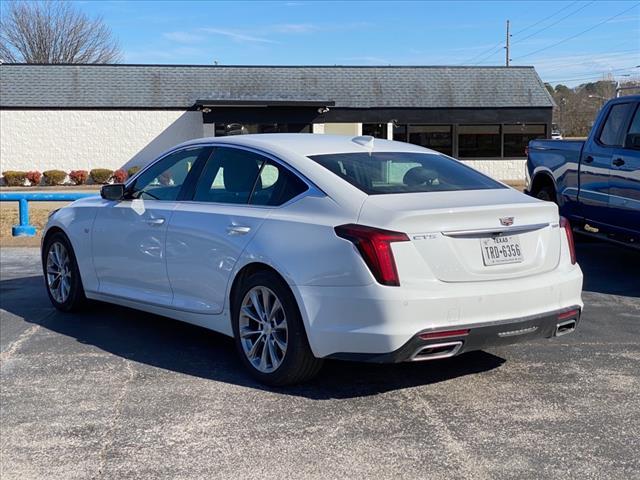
[560,217,576,264]
[335,224,409,286]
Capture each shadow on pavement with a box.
[575,237,639,298]
[1,274,505,399]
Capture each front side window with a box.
[129,147,210,201]
[599,103,633,146]
[624,104,640,149]
[309,152,505,194]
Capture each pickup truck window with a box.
[599,103,633,147]
[626,105,640,150]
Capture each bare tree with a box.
[0,1,121,63]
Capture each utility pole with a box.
[505,20,511,67]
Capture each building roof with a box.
[0,64,554,109]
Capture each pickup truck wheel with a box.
[535,186,555,203]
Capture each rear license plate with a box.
[480,235,524,266]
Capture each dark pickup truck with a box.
[526,95,640,247]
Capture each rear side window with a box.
[309,152,505,194]
[193,147,308,206]
[599,103,633,146]
[194,147,264,204]
[250,161,308,206]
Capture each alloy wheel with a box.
[46,241,72,304]
[239,286,288,373]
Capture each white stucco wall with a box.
[460,159,526,182]
[0,110,204,173]
[0,111,526,181]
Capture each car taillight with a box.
[560,216,576,265]
[335,224,409,286]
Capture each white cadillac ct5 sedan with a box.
[42,134,583,385]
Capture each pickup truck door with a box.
[608,103,640,235]
[579,101,635,228]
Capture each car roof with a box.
[175,133,433,157]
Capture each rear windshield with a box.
[309,152,505,194]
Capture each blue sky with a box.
[76,0,639,86]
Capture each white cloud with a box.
[199,28,279,44]
[163,31,205,44]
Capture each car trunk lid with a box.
[357,189,561,282]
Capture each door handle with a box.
[227,225,251,235]
[146,217,166,226]
[612,158,625,167]
[583,156,594,164]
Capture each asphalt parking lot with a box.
[1,240,639,480]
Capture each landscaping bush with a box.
[127,166,141,177]
[112,169,127,183]
[43,170,67,186]
[90,168,114,184]
[69,170,89,185]
[2,171,27,186]
[26,171,42,186]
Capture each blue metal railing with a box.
[0,192,97,237]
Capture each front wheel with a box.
[232,271,323,386]
[42,232,86,312]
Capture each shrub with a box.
[2,171,27,186]
[69,170,89,185]
[26,171,42,186]
[127,166,141,177]
[90,168,114,184]
[112,169,127,183]
[43,170,67,186]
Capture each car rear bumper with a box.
[325,306,581,363]
[294,263,583,358]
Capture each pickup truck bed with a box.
[526,95,640,247]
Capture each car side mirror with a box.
[100,183,125,201]
[625,133,640,150]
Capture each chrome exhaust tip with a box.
[555,319,577,337]
[410,341,463,361]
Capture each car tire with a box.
[232,270,323,386]
[42,231,87,312]
[535,186,556,203]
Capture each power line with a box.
[545,66,640,83]
[512,1,579,36]
[540,49,640,73]
[514,3,640,60]
[511,1,595,45]
[460,39,504,65]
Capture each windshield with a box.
[309,152,505,194]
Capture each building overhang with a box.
[194,99,335,110]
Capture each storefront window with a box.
[214,123,311,136]
[362,123,388,139]
[408,125,453,156]
[393,124,407,142]
[503,124,546,157]
[458,125,501,158]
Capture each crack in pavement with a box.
[94,359,136,480]
[0,320,42,363]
